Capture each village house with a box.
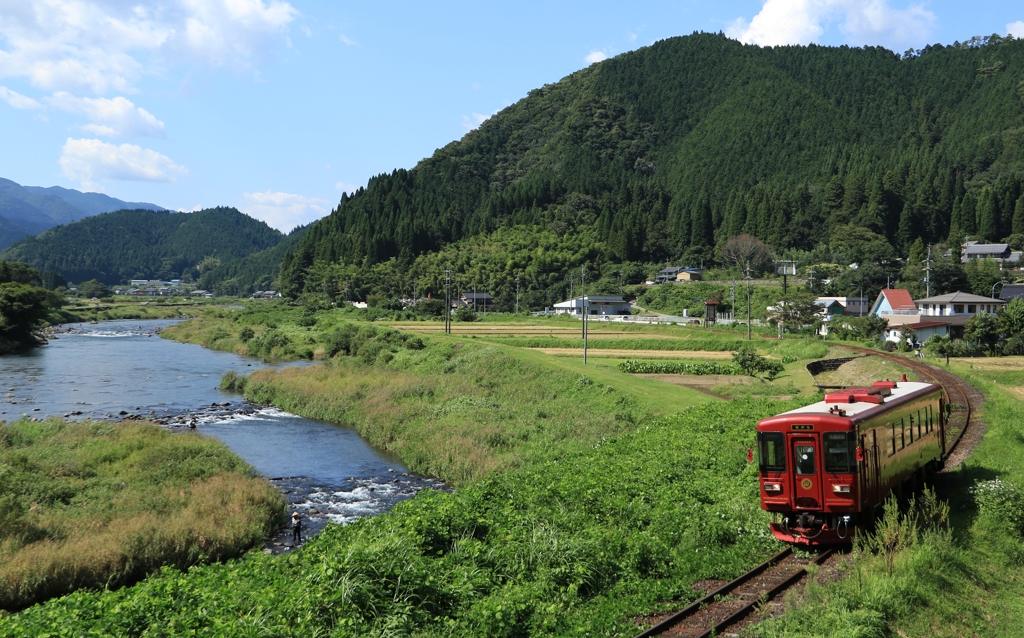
[881,291,1005,343]
[458,291,493,311]
[553,295,632,316]
[961,241,1023,266]
[869,289,920,328]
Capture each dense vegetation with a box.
[0,418,285,610]
[0,208,284,287]
[0,262,67,353]
[196,225,309,296]
[281,33,1024,308]
[1,391,789,635]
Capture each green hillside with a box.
[282,32,1024,302]
[197,225,309,296]
[0,207,284,285]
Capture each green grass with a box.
[1,398,799,636]
[237,335,711,486]
[0,419,286,610]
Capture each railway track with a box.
[633,348,982,637]
[634,547,837,637]
[835,346,982,466]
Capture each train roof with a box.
[778,381,937,419]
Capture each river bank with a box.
[0,318,448,564]
[0,418,285,611]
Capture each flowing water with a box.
[0,319,445,549]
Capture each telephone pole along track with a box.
[634,548,836,637]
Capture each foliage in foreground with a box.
[0,419,286,610]
[1,399,798,636]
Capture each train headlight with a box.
[763,483,782,492]
[832,484,851,494]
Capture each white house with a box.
[882,291,1006,342]
[554,295,631,316]
[870,289,920,328]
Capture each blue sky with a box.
[0,1,1021,232]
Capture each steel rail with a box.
[633,548,835,637]
[833,346,973,462]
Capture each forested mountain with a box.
[0,178,164,250]
[197,225,309,296]
[281,32,1024,304]
[0,207,283,285]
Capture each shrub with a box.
[454,306,478,322]
[731,346,785,380]
[971,479,1024,535]
[238,326,255,342]
[617,360,740,375]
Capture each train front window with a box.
[795,445,816,475]
[823,432,856,473]
[757,432,785,472]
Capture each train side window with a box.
[927,406,933,433]
[899,418,906,450]
[823,432,857,473]
[917,410,923,438]
[757,432,785,472]
[908,414,915,443]
[889,423,896,456]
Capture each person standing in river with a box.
[291,511,302,544]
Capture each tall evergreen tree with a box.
[977,188,999,241]
[1013,193,1024,236]
[897,201,916,251]
[690,193,713,248]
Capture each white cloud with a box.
[584,50,608,64]
[175,0,298,68]
[335,181,359,194]
[0,85,42,109]
[339,34,357,46]
[47,92,165,137]
[460,112,491,132]
[241,190,329,231]
[726,0,937,51]
[0,0,298,95]
[1008,21,1024,38]
[60,138,187,189]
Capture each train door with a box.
[860,430,879,507]
[791,435,822,508]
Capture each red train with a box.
[755,376,945,545]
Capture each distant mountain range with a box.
[0,177,165,250]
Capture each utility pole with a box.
[745,264,752,341]
[924,243,933,298]
[515,275,521,314]
[444,269,452,334]
[582,265,588,365]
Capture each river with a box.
[0,319,445,548]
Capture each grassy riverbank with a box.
[1,397,793,635]
[0,418,285,610]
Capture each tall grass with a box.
[0,419,285,609]
[237,339,670,486]
[2,398,797,636]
